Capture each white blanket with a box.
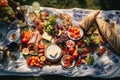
[0,6,120,78]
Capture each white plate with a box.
[61,55,75,70]
[68,26,84,40]
[45,44,62,61]
[7,30,20,42]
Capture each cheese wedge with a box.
[42,32,52,41]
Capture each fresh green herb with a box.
[86,54,94,65]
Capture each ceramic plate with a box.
[45,44,62,61]
[68,26,84,40]
[7,30,20,42]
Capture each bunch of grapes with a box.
[42,14,57,35]
[56,33,69,45]
[90,34,100,45]
[0,0,15,24]
[48,14,56,24]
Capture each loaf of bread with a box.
[79,10,100,31]
[96,18,120,55]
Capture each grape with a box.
[43,20,48,26]
[48,14,56,24]
[83,37,91,46]
[56,33,69,45]
[90,34,100,45]
[43,14,57,36]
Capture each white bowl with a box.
[68,26,84,40]
[61,55,75,70]
[7,30,20,42]
[45,44,62,62]
[66,40,75,48]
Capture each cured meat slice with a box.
[28,30,41,44]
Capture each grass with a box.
[14,0,120,10]
[1,0,120,80]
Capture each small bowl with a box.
[68,26,84,40]
[7,42,19,51]
[61,55,75,70]
[7,30,20,42]
[66,40,75,48]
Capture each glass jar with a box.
[32,1,40,15]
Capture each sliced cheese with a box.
[42,32,52,41]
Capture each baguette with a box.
[79,10,100,31]
[96,18,120,55]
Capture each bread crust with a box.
[79,10,100,31]
[96,18,120,55]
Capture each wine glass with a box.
[32,1,40,15]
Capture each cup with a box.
[32,1,40,15]
[6,42,20,61]
[7,42,19,51]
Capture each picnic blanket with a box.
[0,6,120,78]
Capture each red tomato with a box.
[74,35,78,39]
[68,47,75,53]
[74,34,80,39]
[72,52,78,58]
[74,30,80,35]
[27,57,32,65]
[76,59,81,67]
[70,32,74,38]
[21,38,29,44]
